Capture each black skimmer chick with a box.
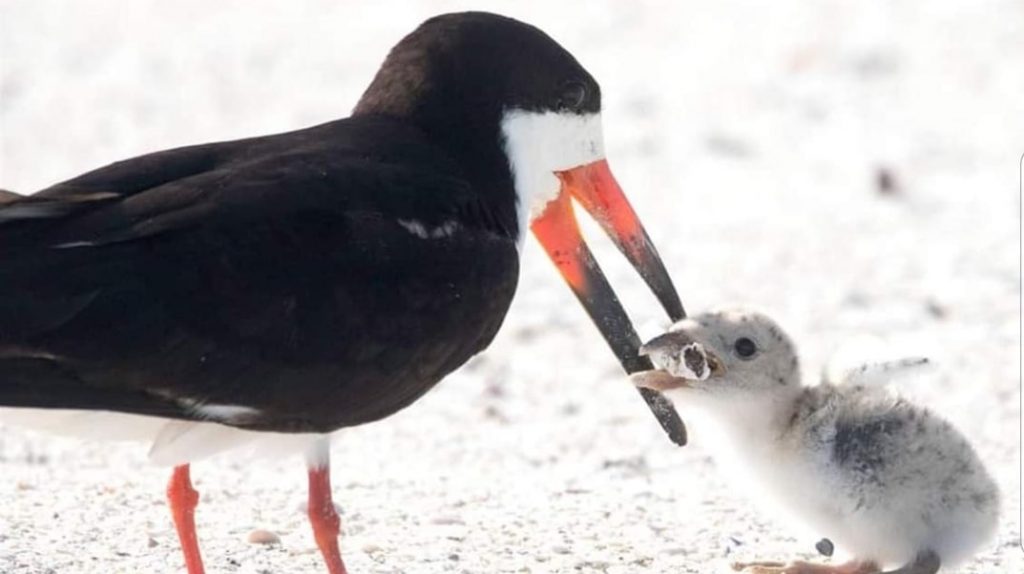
[633,309,998,574]
[0,12,688,574]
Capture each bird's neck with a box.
[361,114,522,242]
[354,61,522,243]
[689,388,804,452]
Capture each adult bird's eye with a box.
[557,81,587,112]
[734,337,758,359]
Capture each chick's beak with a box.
[531,159,687,445]
[630,353,726,392]
[631,370,689,392]
[632,329,726,391]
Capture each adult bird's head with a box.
[352,10,688,437]
[354,11,687,441]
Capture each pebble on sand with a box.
[247,529,281,545]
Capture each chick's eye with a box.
[734,337,758,359]
[557,81,587,111]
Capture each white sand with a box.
[1,1,1021,573]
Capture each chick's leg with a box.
[880,551,940,574]
[732,559,879,574]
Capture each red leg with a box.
[167,464,205,574]
[307,444,348,574]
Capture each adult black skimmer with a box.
[1,11,686,574]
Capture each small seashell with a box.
[247,529,281,545]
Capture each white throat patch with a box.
[500,110,606,244]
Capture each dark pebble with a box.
[816,538,835,556]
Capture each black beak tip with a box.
[638,387,688,446]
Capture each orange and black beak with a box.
[531,159,688,446]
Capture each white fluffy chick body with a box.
[635,309,998,573]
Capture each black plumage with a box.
[1,115,523,432]
[2,13,690,573]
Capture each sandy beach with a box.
[1,1,1021,572]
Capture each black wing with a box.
[0,117,519,432]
